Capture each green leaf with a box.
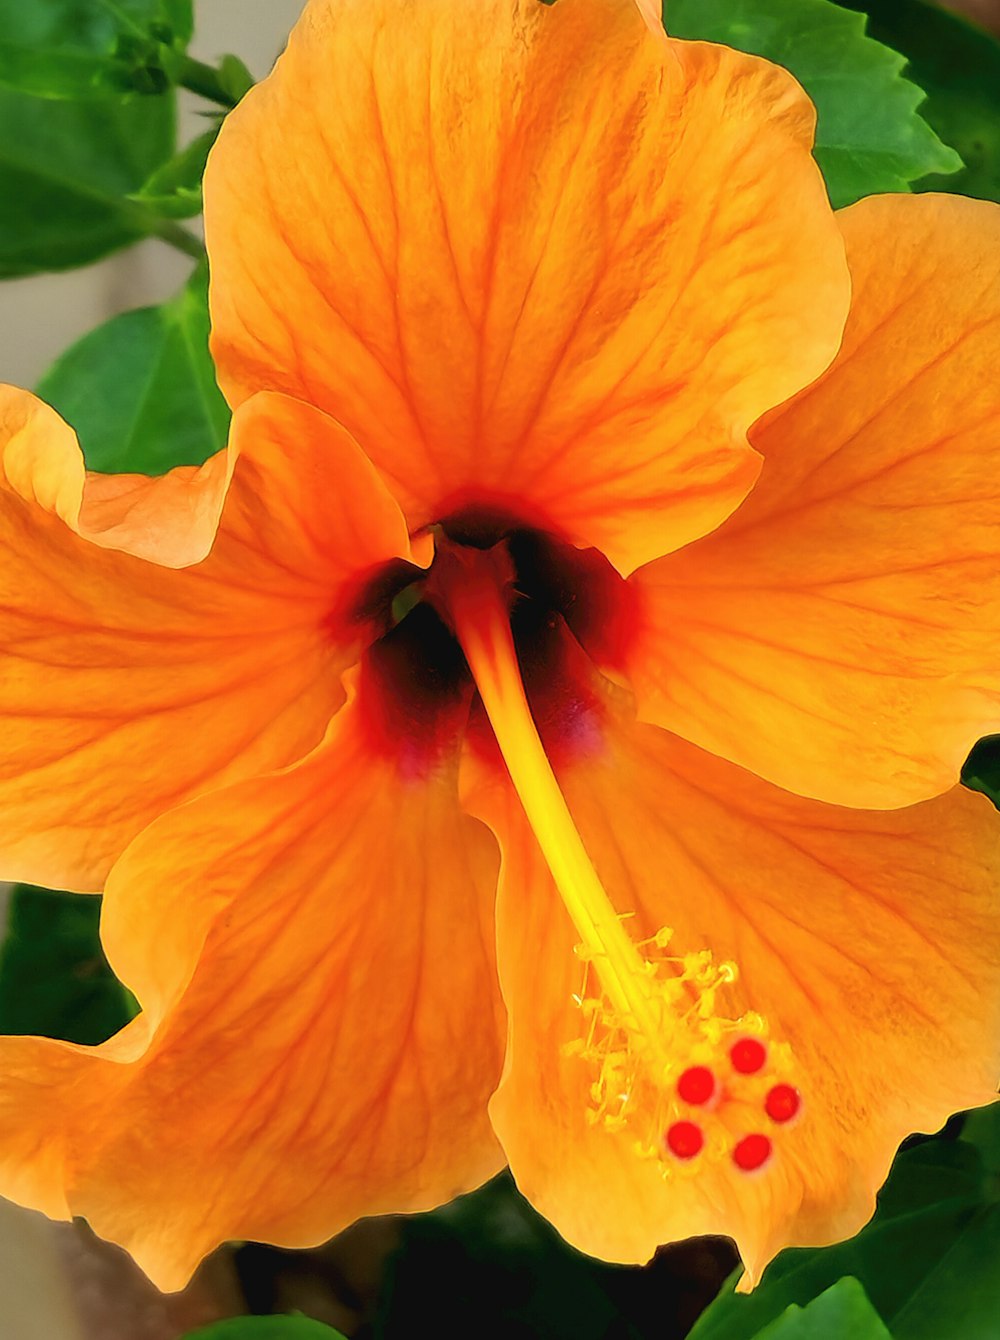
[750,1279,892,1339]
[0,885,134,1045]
[689,1137,1000,1340]
[156,49,255,109]
[0,44,166,99]
[961,735,1000,809]
[0,80,174,276]
[216,54,256,104]
[38,267,230,475]
[131,127,217,218]
[117,0,193,46]
[0,1,187,275]
[838,0,1000,202]
[963,1103,1000,1179]
[0,0,189,56]
[184,1320,347,1340]
[667,0,961,208]
[0,0,192,100]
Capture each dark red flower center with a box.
[353,510,635,771]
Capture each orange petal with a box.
[206,0,848,573]
[463,661,1000,1276]
[0,387,416,890]
[634,0,665,36]
[0,384,233,567]
[629,194,1000,807]
[0,693,504,1290]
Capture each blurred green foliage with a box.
[961,736,1000,807]
[0,0,193,275]
[0,80,175,276]
[748,1278,891,1339]
[0,885,134,1045]
[667,0,961,206]
[838,0,1000,202]
[0,0,252,276]
[131,127,218,218]
[37,265,230,474]
[0,0,193,100]
[374,1172,652,1339]
[186,1319,347,1340]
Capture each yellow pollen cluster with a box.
[564,926,798,1176]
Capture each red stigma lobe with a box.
[665,1121,705,1160]
[729,1037,767,1074]
[733,1133,772,1171]
[677,1065,716,1105]
[765,1083,802,1124]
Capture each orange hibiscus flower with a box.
[1,0,999,1293]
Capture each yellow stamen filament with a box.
[438,547,669,1065]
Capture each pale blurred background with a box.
[0,0,998,1336]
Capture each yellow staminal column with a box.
[430,540,798,1174]
[431,542,667,1051]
